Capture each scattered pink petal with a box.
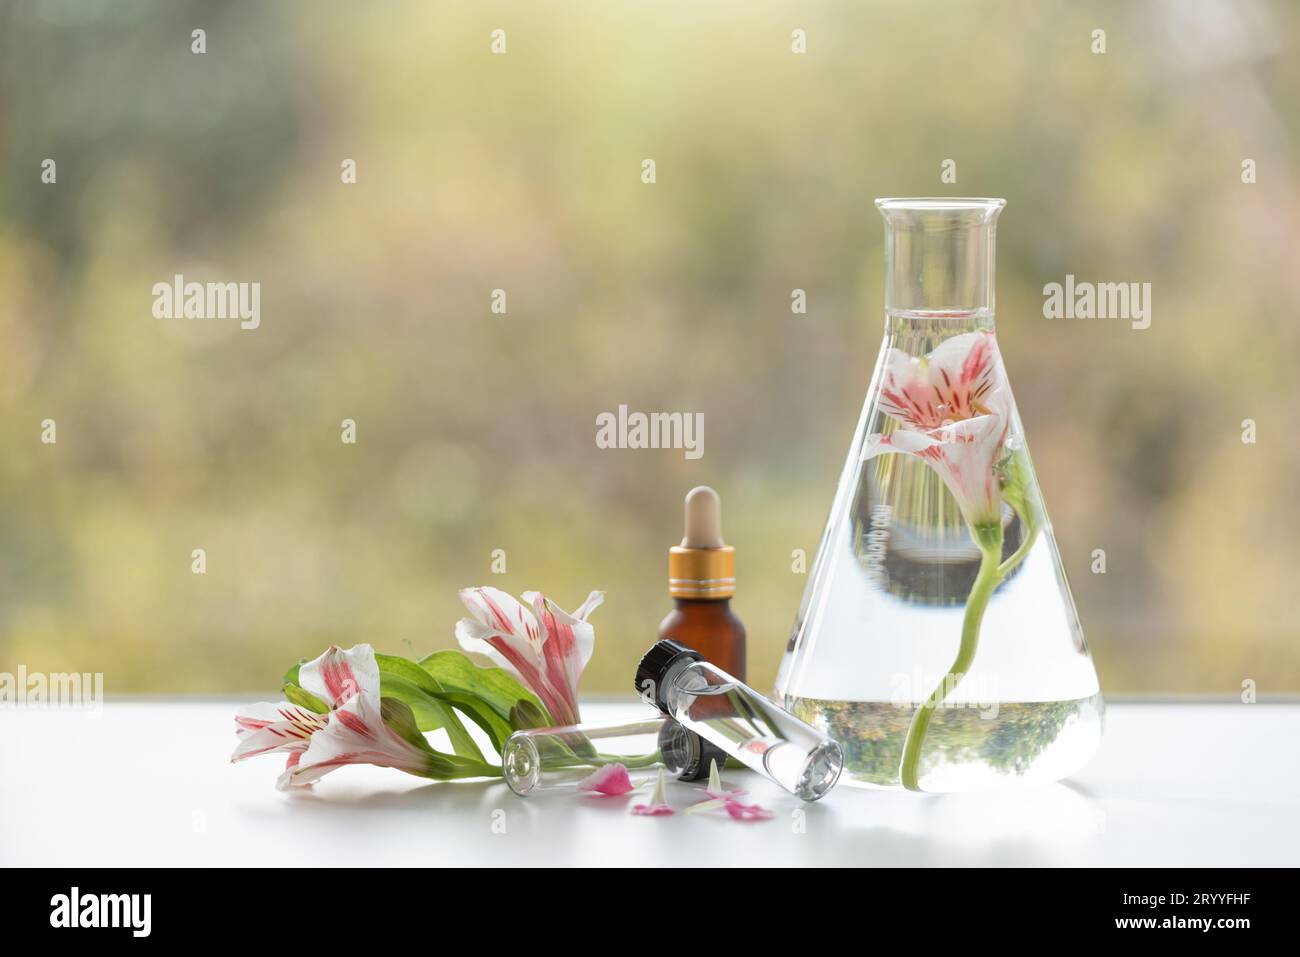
[688,762,772,821]
[578,763,635,796]
[705,786,747,801]
[722,798,774,822]
[703,759,746,801]
[630,768,675,816]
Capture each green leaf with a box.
[375,654,449,731]
[430,691,516,753]
[418,650,548,723]
[380,698,498,780]
[376,653,485,763]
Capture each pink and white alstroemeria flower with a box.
[233,643,430,790]
[233,644,376,754]
[456,586,603,726]
[863,330,1012,529]
[286,690,440,788]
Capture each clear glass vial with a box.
[636,640,843,801]
[773,198,1104,792]
[502,715,723,797]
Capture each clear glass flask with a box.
[773,198,1103,793]
[638,640,843,801]
[502,715,723,796]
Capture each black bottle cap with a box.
[680,732,729,783]
[655,716,727,783]
[634,639,703,713]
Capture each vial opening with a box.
[502,735,541,797]
[796,740,845,802]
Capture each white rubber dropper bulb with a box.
[681,486,725,548]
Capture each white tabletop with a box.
[3,700,1296,867]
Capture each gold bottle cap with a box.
[669,486,735,599]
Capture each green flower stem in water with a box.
[531,749,664,772]
[997,447,1041,580]
[998,500,1039,579]
[599,751,663,770]
[899,521,1004,792]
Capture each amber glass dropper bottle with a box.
[658,486,747,680]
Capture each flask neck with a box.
[877,198,1005,318]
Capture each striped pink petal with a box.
[863,413,1008,528]
[878,331,1002,430]
[456,586,603,726]
[299,643,380,707]
[231,703,329,762]
[526,590,602,724]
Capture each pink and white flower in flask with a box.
[862,330,1013,530]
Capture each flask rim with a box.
[875,197,1006,213]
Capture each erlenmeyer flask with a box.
[774,198,1103,792]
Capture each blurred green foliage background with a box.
[2,1,1298,696]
